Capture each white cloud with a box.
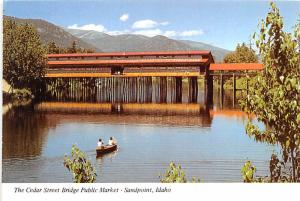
[68,24,106,32]
[107,30,131,35]
[179,30,204,37]
[160,21,170,26]
[67,22,204,39]
[163,31,177,37]
[132,19,169,29]
[132,19,158,29]
[133,29,163,37]
[120,13,129,22]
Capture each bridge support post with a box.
[220,74,223,94]
[159,77,167,103]
[246,75,249,95]
[140,77,146,103]
[175,77,182,103]
[220,74,224,109]
[132,77,137,102]
[188,77,198,102]
[204,66,213,106]
[232,74,236,107]
[98,78,103,102]
[147,77,153,103]
[91,78,96,102]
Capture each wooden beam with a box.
[48,58,209,66]
[45,72,203,78]
[210,63,263,71]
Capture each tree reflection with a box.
[3,104,50,159]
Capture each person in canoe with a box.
[97,138,104,148]
[108,137,117,145]
[96,137,118,157]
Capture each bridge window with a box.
[111,67,124,75]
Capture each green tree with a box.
[63,145,97,183]
[222,43,259,90]
[67,41,78,53]
[160,162,200,183]
[81,48,95,53]
[241,2,300,182]
[223,43,258,63]
[65,41,95,53]
[160,162,187,183]
[241,161,257,182]
[3,19,47,92]
[47,41,60,54]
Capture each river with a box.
[2,84,277,182]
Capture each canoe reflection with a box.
[96,148,118,165]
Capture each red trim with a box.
[48,58,209,67]
[210,63,263,71]
[47,51,211,58]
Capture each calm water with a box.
[2,87,277,182]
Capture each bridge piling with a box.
[246,76,249,96]
[220,74,224,107]
[175,77,182,103]
[204,73,213,106]
[147,77,153,102]
[159,77,167,103]
[232,74,236,107]
[188,77,198,103]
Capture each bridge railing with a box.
[209,63,263,71]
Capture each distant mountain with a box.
[67,29,231,62]
[179,40,231,63]
[4,15,231,62]
[66,29,192,51]
[4,16,100,51]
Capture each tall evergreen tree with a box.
[67,41,78,53]
[47,41,60,54]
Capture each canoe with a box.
[96,144,117,156]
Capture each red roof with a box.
[210,63,263,71]
[47,50,212,58]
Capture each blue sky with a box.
[3,0,300,50]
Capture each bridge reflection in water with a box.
[35,102,213,127]
[35,101,249,126]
